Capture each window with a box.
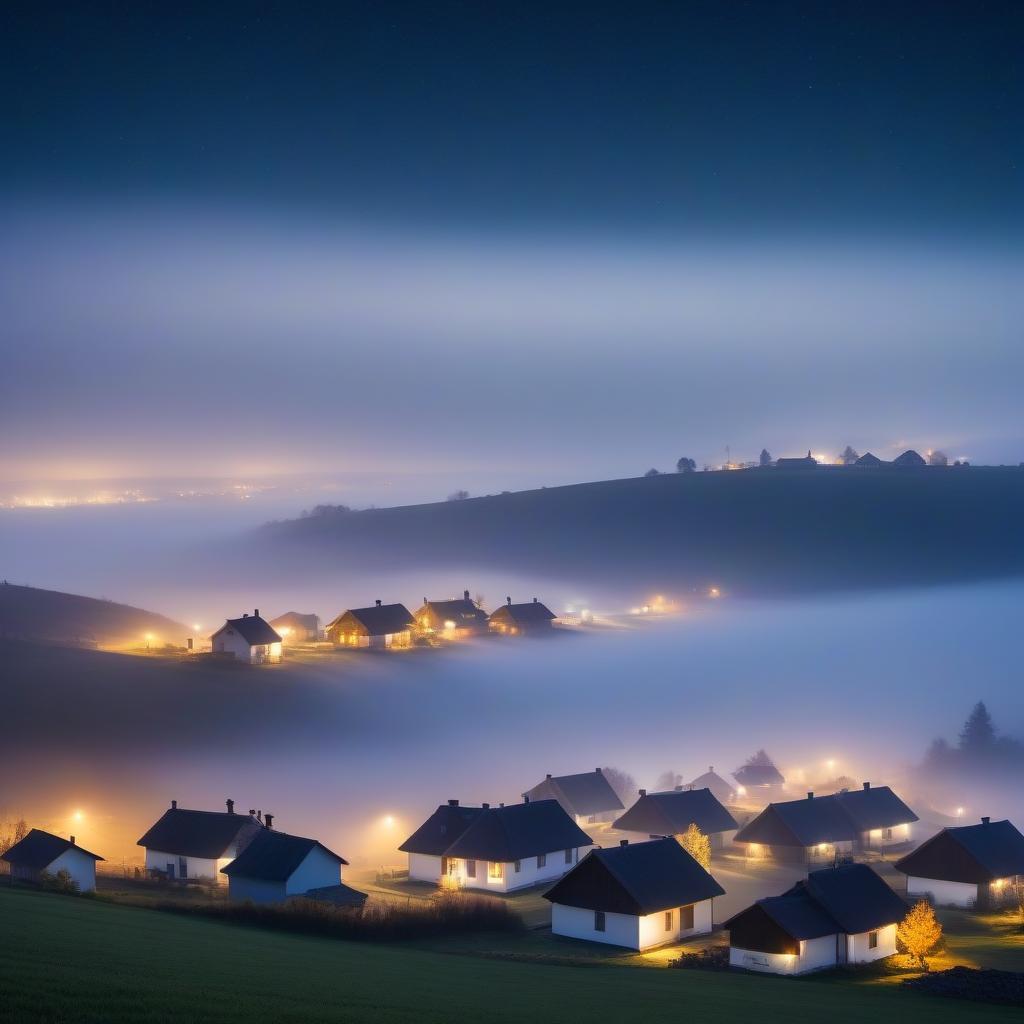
[664,910,673,931]
[564,848,572,864]
[466,859,476,879]
[680,904,694,930]
[883,828,893,841]
[513,860,520,873]
[537,853,546,868]
[594,910,606,932]
[178,856,187,879]
[488,862,504,880]
[868,930,878,950]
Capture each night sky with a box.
[1,3,1021,490]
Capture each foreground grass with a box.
[1,889,1019,1024]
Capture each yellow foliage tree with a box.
[677,822,711,871]
[897,899,943,967]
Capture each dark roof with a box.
[893,449,926,467]
[613,788,738,836]
[302,882,368,907]
[735,787,916,848]
[326,604,414,635]
[269,612,319,632]
[544,837,724,916]
[726,863,905,940]
[775,454,818,468]
[895,819,1024,885]
[523,770,624,817]
[409,800,592,862]
[489,600,556,625]
[398,802,486,856]
[732,761,785,787]
[137,807,259,858]
[687,769,735,805]
[2,828,104,869]
[212,614,282,646]
[221,828,347,881]
[855,452,885,466]
[415,598,488,626]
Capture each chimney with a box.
[171,799,177,809]
[708,765,714,773]
[482,802,489,809]
[533,597,538,603]
[375,598,382,607]
[807,792,814,800]
[524,795,530,803]
[546,773,552,779]
[619,839,629,847]
[862,782,870,790]
[70,836,76,846]
[506,596,512,605]
[596,767,602,775]
[423,597,428,606]
[243,612,248,618]
[674,785,683,791]
[264,813,274,830]
[499,802,504,808]
[254,608,259,618]
[226,798,235,814]
[982,816,990,825]
[447,799,459,807]
[639,789,647,797]
[249,809,256,816]
[256,810,263,822]
[464,590,470,602]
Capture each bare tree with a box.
[601,766,638,805]
[656,771,682,791]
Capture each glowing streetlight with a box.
[192,623,202,633]
[71,809,85,823]
[956,806,964,818]
[708,587,721,599]
[825,758,836,772]
[382,815,395,828]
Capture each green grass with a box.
[1,889,1020,1024]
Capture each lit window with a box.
[537,853,546,868]
[594,910,606,932]
[868,930,878,950]
[664,910,673,931]
[489,862,504,880]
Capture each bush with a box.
[903,966,1024,1005]
[670,946,729,970]
[39,869,79,895]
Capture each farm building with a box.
[137,799,263,882]
[686,767,736,806]
[613,787,738,850]
[398,798,593,893]
[221,826,364,906]
[544,837,724,951]
[775,451,818,469]
[488,597,557,634]
[210,610,282,664]
[324,601,415,649]
[731,754,786,799]
[854,452,885,467]
[726,863,906,975]
[523,769,624,825]
[734,784,918,863]
[2,829,103,892]
[894,817,1024,909]
[893,449,926,467]
[413,591,488,637]
[268,611,321,643]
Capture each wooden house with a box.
[732,756,786,801]
[268,611,321,643]
[613,787,738,850]
[413,591,488,637]
[523,769,624,825]
[2,829,103,892]
[894,817,1024,909]
[488,597,556,635]
[545,837,724,950]
[324,601,415,649]
[726,863,906,974]
[210,610,282,664]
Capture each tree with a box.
[959,701,996,753]
[446,490,470,502]
[676,457,696,473]
[744,749,775,768]
[897,900,942,967]
[928,450,949,467]
[759,449,772,467]
[600,766,637,806]
[644,468,660,477]
[656,771,682,791]
[840,445,859,465]
[677,823,711,871]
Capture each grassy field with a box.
[1,888,1020,1024]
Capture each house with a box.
[613,787,739,850]
[687,766,737,806]
[544,837,725,950]
[523,769,624,825]
[137,799,262,881]
[268,611,321,643]
[854,452,886,467]
[775,451,818,469]
[894,817,1024,909]
[413,591,489,637]
[488,597,557,634]
[732,756,786,799]
[210,610,282,664]
[221,826,364,906]
[893,449,926,467]
[398,798,593,893]
[2,829,103,892]
[726,863,906,974]
[734,784,918,863]
[324,600,415,649]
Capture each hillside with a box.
[0,584,189,647]
[264,466,1024,595]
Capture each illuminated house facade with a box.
[2,829,103,893]
[686,767,737,806]
[488,597,556,634]
[726,863,906,975]
[413,591,489,637]
[612,786,739,851]
[210,610,282,664]
[523,768,624,826]
[268,611,321,643]
[325,601,414,649]
[895,817,1024,909]
[545,837,724,951]
[399,798,593,893]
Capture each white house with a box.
[544,837,724,951]
[398,798,593,893]
[137,799,263,882]
[895,817,1024,909]
[725,863,906,974]
[2,829,103,892]
[210,610,282,664]
[522,768,624,826]
[612,786,738,851]
[221,826,366,906]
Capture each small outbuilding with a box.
[523,769,624,825]
[414,591,489,637]
[2,829,103,892]
[545,837,725,951]
[325,601,415,649]
[726,863,906,974]
[399,798,593,893]
[686,767,736,806]
[221,826,363,906]
[775,451,818,469]
[488,597,557,634]
[613,787,738,850]
[268,612,321,643]
[894,817,1024,909]
[210,610,282,664]
[854,452,886,467]
[892,449,926,467]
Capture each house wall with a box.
[551,904,640,948]
[45,848,98,892]
[796,935,840,973]
[228,876,286,904]
[846,923,897,963]
[636,899,714,949]
[730,946,800,974]
[144,848,232,882]
[212,630,251,661]
[906,876,978,907]
[446,847,589,893]
[863,822,912,848]
[408,852,443,883]
[284,846,342,896]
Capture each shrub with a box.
[39,869,79,895]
